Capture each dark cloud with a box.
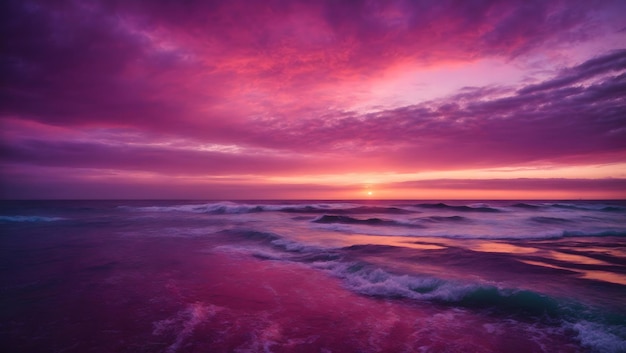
[519,49,626,94]
[1,48,625,175]
[252,49,626,169]
[1,0,617,129]
[0,138,332,176]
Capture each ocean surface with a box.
[1,200,625,353]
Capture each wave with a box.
[511,202,542,209]
[0,215,64,222]
[311,259,626,352]
[600,206,626,212]
[218,229,336,256]
[418,215,469,223]
[227,233,563,318]
[119,202,264,214]
[314,260,563,318]
[221,229,281,242]
[548,203,626,212]
[279,205,414,214]
[216,231,566,319]
[415,203,501,213]
[214,230,341,265]
[310,222,626,240]
[120,202,415,215]
[529,216,574,225]
[213,229,626,352]
[312,215,425,228]
[122,200,625,217]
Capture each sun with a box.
[367,191,373,196]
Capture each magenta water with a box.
[1,200,625,353]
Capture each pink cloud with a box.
[1,0,625,198]
[1,50,625,179]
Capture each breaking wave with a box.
[315,260,564,318]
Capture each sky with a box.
[1,0,626,200]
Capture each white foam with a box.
[122,202,259,214]
[270,238,323,253]
[572,320,626,353]
[313,260,485,302]
[213,244,287,261]
[233,319,282,353]
[482,323,503,334]
[152,302,221,353]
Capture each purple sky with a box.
[1,0,625,199]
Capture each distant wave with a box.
[0,215,64,222]
[600,206,626,212]
[511,203,541,209]
[417,215,469,223]
[119,202,418,215]
[120,201,625,216]
[507,202,625,212]
[415,203,501,213]
[529,216,574,225]
[279,205,414,214]
[313,215,424,228]
[120,202,415,215]
[548,203,626,212]
[119,202,264,214]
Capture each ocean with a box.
[1,200,625,353]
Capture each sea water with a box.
[1,200,625,352]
